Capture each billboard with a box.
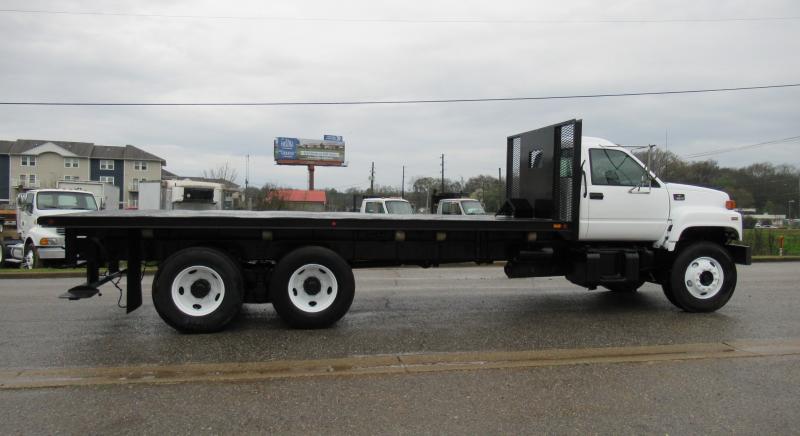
[274,136,346,166]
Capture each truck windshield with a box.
[36,192,98,211]
[385,201,413,214]
[461,200,486,215]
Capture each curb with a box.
[751,256,800,263]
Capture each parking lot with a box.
[1,262,799,434]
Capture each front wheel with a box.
[270,246,355,329]
[22,243,42,269]
[152,247,244,333]
[667,242,737,312]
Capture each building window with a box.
[134,161,148,171]
[63,175,80,181]
[99,176,115,185]
[21,155,36,166]
[64,158,80,168]
[130,177,146,191]
[20,174,38,187]
[99,160,115,170]
[128,193,138,208]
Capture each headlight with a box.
[39,237,64,246]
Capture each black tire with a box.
[22,242,42,269]
[667,241,737,312]
[0,242,5,268]
[603,280,645,293]
[152,247,244,333]
[270,246,355,329]
[661,281,683,309]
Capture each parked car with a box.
[436,198,487,215]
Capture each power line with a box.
[2,83,799,108]
[685,135,800,158]
[1,8,799,24]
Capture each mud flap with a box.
[726,243,752,265]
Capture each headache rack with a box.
[497,119,582,236]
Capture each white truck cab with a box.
[360,198,414,214]
[436,198,487,215]
[9,189,99,268]
[578,136,741,249]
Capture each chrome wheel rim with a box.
[684,256,724,299]
[170,265,226,316]
[288,263,338,313]
[23,248,34,269]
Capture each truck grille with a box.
[56,228,65,236]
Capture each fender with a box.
[655,206,742,251]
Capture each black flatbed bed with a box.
[43,210,568,233]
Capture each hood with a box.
[666,183,730,207]
[36,208,96,227]
[37,209,96,218]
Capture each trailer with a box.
[139,179,225,211]
[46,120,751,333]
[56,180,120,211]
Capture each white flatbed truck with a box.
[47,120,750,333]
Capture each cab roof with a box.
[581,136,619,148]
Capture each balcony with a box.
[19,180,40,188]
[129,182,139,192]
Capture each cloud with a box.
[1,0,799,190]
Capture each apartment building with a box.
[0,139,165,208]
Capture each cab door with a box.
[583,148,670,241]
[16,193,33,234]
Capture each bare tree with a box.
[203,162,239,184]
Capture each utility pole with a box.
[369,162,375,195]
[244,154,250,210]
[440,154,445,193]
[664,129,669,178]
[401,165,405,199]
[498,167,503,211]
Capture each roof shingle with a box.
[0,139,165,164]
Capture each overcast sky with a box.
[1,0,798,190]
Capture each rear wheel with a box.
[270,246,355,329]
[152,247,243,333]
[666,242,736,312]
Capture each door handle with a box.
[589,192,604,200]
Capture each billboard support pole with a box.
[307,165,315,190]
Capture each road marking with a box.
[1,338,799,390]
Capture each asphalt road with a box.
[1,262,799,434]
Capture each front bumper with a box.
[37,246,66,260]
[726,243,751,265]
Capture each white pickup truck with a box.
[360,197,414,214]
[5,189,99,268]
[436,198,487,215]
